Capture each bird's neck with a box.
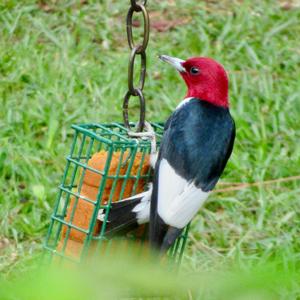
[185,82,229,108]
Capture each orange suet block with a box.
[59,150,150,258]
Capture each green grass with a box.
[1,0,300,297]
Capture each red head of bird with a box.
[159,55,229,108]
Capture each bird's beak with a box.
[159,55,186,73]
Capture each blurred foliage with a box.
[1,247,300,299]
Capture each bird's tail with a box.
[98,185,152,236]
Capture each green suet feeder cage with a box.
[44,123,190,264]
[44,0,190,265]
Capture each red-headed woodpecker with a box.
[99,55,235,253]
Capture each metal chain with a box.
[123,0,150,132]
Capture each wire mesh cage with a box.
[44,122,190,264]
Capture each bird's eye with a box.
[190,67,200,75]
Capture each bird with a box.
[99,55,235,253]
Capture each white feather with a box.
[150,152,158,168]
[97,209,105,222]
[157,159,209,228]
[120,190,149,202]
[176,97,193,110]
[132,184,152,224]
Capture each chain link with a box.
[128,46,146,95]
[130,0,147,12]
[123,0,150,132]
[126,3,149,53]
[123,89,146,133]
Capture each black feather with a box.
[103,197,142,236]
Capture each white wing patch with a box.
[132,184,152,224]
[157,159,209,228]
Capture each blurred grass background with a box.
[0,0,300,297]
[1,249,300,300]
